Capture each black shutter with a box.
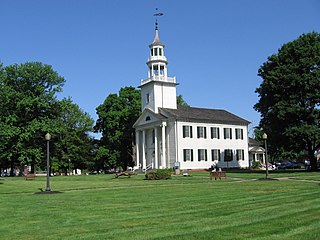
[191,149,193,161]
[183,149,186,162]
[190,126,193,138]
[204,127,207,139]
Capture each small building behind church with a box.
[133,20,250,171]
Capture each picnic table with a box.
[210,171,226,180]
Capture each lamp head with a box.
[45,133,51,141]
[262,133,267,140]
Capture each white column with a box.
[135,131,140,169]
[158,63,161,77]
[154,127,158,169]
[142,130,146,170]
[161,122,166,169]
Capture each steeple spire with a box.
[152,9,164,45]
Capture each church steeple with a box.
[146,18,168,81]
[139,12,177,113]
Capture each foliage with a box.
[95,86,141,170]
[253,127,264,143]
[0,62,94,174]
[177,94,190,107]
[254,32,320,170]
[0,62,65,174]
[145,169,172,180]
[251,160,261,169]
[52,98,95,174]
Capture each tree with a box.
[95,86,141,170]
[52,98,94,174]
[0,62,95,175]
[177,94,190,107]
[0,62,65,175]
[254,32,320,170]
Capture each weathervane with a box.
[153,8,164,30]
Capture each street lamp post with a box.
[262,133,268,179]
[45,133,51,192]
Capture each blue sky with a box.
[1,0,320,137]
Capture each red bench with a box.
[115,172,132,178]
[25,174,36,180]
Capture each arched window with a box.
[146,116,151,121]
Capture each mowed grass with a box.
[0,172,319,240]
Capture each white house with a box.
[133,21,250,171]
[248,137,265,167]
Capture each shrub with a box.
[251,161,261,169]
[145,169,172,180]
[145,172,157,180]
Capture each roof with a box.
[149,29,164,47]
[249,137,262,147]
[159,106,250,126]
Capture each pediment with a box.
[133,108,165,128]
[249,146,265,153]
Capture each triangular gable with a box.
[133,108,165,128]
[249,146,265,153]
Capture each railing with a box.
[141,76,176,85]
[147,56,167,62]
[145,163,153,172]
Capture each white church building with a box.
[133,21,250,171]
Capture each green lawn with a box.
[0,171,319,240]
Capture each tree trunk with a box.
[31,163,35,174]
[308,147,317,170]
[10,160,15,176]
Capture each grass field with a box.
[0,171,319,240]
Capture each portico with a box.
[135,121,167,171]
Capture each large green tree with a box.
[51,98,94,174]
[95,86,141,170]
[0,62,94,175]
[254,32,320,170]
[0,62,64,175]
